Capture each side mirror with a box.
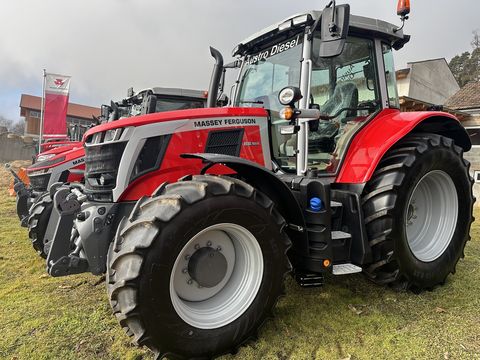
[319,4,350,58]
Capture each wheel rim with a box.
[170,223,264,329]
[405,170,458,262]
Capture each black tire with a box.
[27,192,53,259]
[362,133,474,291]
[107,175,291,359]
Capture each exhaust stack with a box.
[207,47,224,108]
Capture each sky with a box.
[0,0,479,122]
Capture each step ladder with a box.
[332,263,362,275]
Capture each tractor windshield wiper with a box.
[239,100,264,104]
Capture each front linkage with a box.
[44,183,133,277]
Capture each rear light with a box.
[397,0,410,17]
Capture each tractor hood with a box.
[28,146,85,173]
[84,107,268,139]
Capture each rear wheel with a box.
[362,133,474,290]
[107,175,291,359]
[27,192,53,258]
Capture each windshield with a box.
[155,97,206,112]
[236,34,304,171]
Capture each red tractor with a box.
[38,1,474,359]
[13,87,210,257]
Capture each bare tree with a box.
[472,30,480,50]
[0,115,24,135]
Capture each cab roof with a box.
[234,10,409,56]
[149,87,207,99]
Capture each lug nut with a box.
[185,254,190,260]
[182,268,188,274]
[206,241,212,247]
[216,246,222,251]
[194,244,200,250]
[187,279,193,285]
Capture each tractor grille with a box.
[29,172,51,192]
[205,129,244,157]
[84,142,126,201]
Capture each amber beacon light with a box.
[397,0,411,17]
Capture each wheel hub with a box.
[170,223,264,329]
[406,201,418,225]
[188,247,228,288]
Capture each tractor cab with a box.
[103,87,209,122]
[233,5,408,176]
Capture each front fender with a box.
[336,109,471,184]
[181,153,306,232]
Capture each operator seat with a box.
[309,82,359,151]
[321,82,359,122]
[280,82,359,159]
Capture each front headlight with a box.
[32,156,66,168]
[103,129,117,142]
[36,153,55,162]
[278,86,302,106]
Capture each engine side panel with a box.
[113,110,270,201]
[336,109,469,184]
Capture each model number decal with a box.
[193,118,257,128]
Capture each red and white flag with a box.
[42,73,71,138]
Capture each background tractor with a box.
[35,1,474,359]
[12,87,209,258]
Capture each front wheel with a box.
[362,133,474,290]
[27,192,53,258]
[107,175,291,359]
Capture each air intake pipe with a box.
[207,47,224,108]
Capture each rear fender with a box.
[336,110,471,184]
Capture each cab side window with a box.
[382,43,400,109]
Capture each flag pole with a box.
[38,69,47,154]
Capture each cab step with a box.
[332,263,362,275]
[332,230,352,241]
[294,272,324,287]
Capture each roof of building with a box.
[407,58,447,65]
[444,82,480,110]
[399,96,470,121]
[396,68,411,79]
[20,94,101,119]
